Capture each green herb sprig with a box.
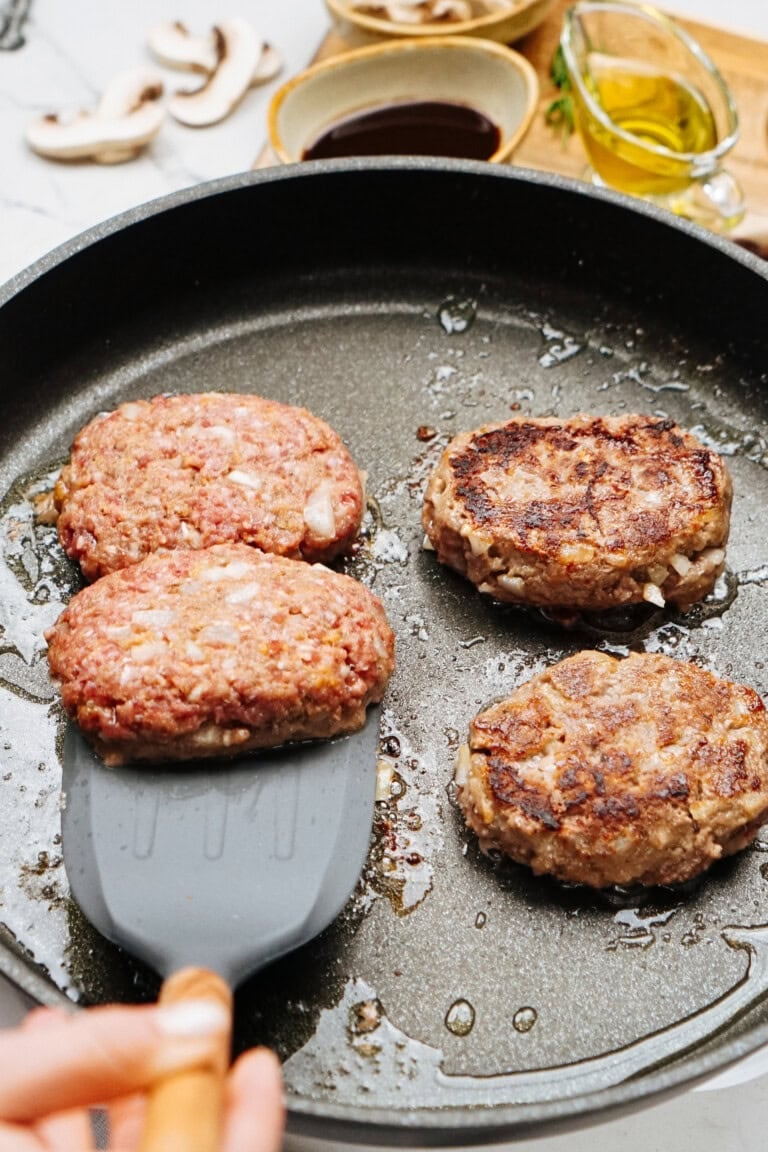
[545,45,575,141]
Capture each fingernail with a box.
[156,999,230,1037]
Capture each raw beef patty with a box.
[46,543,394,766]
[54,392,364,580]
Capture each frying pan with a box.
[0,159,767,1146]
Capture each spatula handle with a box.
[139,967,232,1152]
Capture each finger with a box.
[0,1000,229,1123]
[107,1093,146,1151]
[32,1108,93,1152]
[223,1049,284,1152]
[0,1121,41,1152]
[20,1007,70,1032]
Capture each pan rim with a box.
[2,157,768,1142]
[1,157,766,310]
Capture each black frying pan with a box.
[1,159,768,1146]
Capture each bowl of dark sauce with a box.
[268,36,539,164]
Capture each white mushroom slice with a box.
[430,0,473,19]
[253,42,283,86]
[352,0,471,21]
[26,70,164,164]
[96,67,164,120]
[168,18,262,127]
[376,4,424,22]
[149,22,282,86]
[147,21,218,73]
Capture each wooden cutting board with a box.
[257,0,768,256]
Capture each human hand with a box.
[0,1001,284,1151]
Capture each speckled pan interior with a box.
[0,160,767,1145]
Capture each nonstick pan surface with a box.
[1,160,768,1145]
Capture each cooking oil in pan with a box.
[512,1007,538,1033]
[285,921,768,1108]
[445,999,476,1037]
[0,465,81,993]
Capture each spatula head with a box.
[61,709,380,986]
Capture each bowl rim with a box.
[325,0,552,38]
[267,34,540,164]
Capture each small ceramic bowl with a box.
[325,0,558,44]
[268,36,539,165]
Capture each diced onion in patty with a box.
[304,482,337,539]
[642,582,666,607]
[497,573,526,596]
[669,553,693,577]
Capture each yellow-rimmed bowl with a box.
[325,0,557,44]
[268,36,539,165]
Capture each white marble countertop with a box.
[2,1,768,1150]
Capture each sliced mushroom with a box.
[165,18,267,127]
[95,68,165,162]
[147,19,282,118]
[351,0,478,19]
[252,42,283,86]
[147,21,219,73]
[26,68,164,163]
[430,0,473,18]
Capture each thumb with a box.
[0,999,229,1123]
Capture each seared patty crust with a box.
[456,651,768,888]
[54,392,364,580]
[46,543,394,766]
[422,414,731,612]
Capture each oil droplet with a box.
[438,296,477,334]
[381,734,401,758]
[538,322,583,368]
[513,1007,537,1033]
[680,568,738,626]
[475,911,487,928]
[445,999,475,1036]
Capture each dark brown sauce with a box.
[302,100,501,162]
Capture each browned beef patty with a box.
[46,543,394,766]
[422,414,732,612]
[54,392,364,581]
[456,651,768,888]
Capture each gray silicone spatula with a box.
[61,708,380,1152]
